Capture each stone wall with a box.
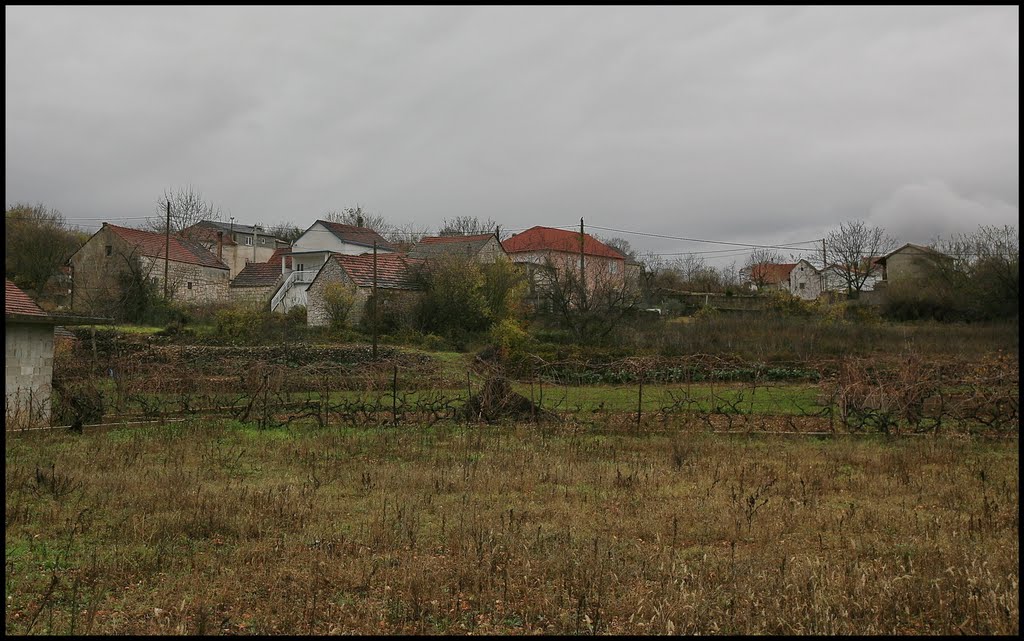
[5,322,54,428]
[229,284,278,306]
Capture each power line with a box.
[585,223,823,251]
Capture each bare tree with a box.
[543,257,638,344]
[929,224,1019,319]
[596,236,636,260]
[151,185,222,234]
[438,216,498,237]
[323,205,392,233]
[742,248,785,290]
[267,222,303,245]
[824,220,896,298]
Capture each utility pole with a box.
[579,217,586,307]
[372,241,378,359]
[164,201,170,299]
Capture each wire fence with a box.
[6,341,1019,437]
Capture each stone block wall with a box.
[5,323,54,428]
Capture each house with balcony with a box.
[270,220,396,313]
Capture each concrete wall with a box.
[5,322,54,428]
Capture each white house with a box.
[271,220,396,312]
[788,259,823,301]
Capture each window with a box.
[187,282,193,290]
[799,282,806,290]
[151,277,158,286]
[105,245,112,257]
[260,237,266,245]
[245,236,253,246]
[609,261,619,274]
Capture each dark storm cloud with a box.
[5,6,1018,262]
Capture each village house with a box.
[69,223,230,314]
[739,263,796,293]
[875,243,951,287]
[407,233,508,263]
[502,227,629,302]
[181,220,289,279]
[271,220,397,313]
[788,259,824,301]
[305,253,421,329]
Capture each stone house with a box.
[306,253,421,329]
[502,226,629,300]
[875,243,951,287]
[407,233,508,263]
[69,223,230,314]
[271,220,397,313]
[181,220,289,278]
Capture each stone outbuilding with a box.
[69,222,230,314]
[5,280,106,429]
[306,253,421,328]
[407,233,508,263]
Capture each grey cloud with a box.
[5,6,1018,263]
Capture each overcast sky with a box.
[5,6,1018,264]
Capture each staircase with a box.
[270,270,317,312]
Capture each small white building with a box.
[788,259,823,301]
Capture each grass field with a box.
[5,419,1018,635]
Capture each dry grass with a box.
[5,419,1018,635]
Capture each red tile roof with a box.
[5,279,48,317]
[268,247,293,269]
[106,224,229,269]
[328,253,421,290]
[749,263,796,285]
[316,220,397,252]
[502,226,625,260]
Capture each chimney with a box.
[356,214,364,227]
[216,231,224,260]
